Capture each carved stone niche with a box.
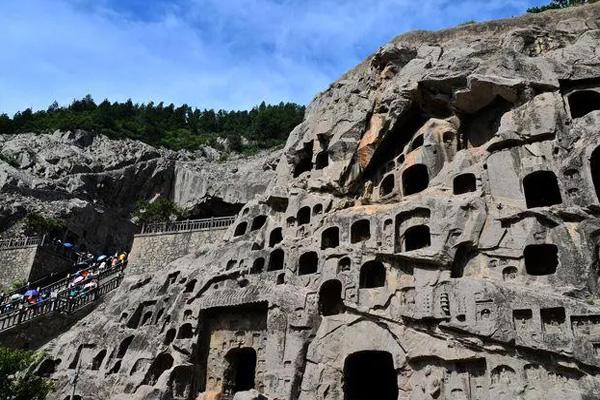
[444,358,488,400]
[513,309,536,340]
[571,314,600,338]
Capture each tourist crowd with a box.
[0,251,128,315]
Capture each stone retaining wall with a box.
[128,229,228,273]
[0,246,37,290]
[0,246,75,291]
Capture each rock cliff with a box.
[0,130,278,250]
[38,3,600,400]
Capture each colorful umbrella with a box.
[24,289,38,297]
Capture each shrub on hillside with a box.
[0,346,53,400]
[23,214,66,238]
[527,0,597,13]
[133,198,188,226]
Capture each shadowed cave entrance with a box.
[224,348,257,395]
[592,146,600,203]
[568,90,600,119]
[523,171,562,208]
[343,351,398,400]
[319,279,343,316]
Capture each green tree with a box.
[0,346,54,400]
[23,214,66,238]
[2,97,305,153]
[133,198,188,225]
[0,113,11,133]
[527,0,594,13]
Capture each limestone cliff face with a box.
[0,130,277,250]
[40,4,600,400]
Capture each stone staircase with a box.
[0,264,125,333]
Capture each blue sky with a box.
[0,0,550,115]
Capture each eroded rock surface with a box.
[0,130,277,250]
[40,4,600,400]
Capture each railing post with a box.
[17,308,24,325]
[41,234,46,247]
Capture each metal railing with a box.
[0,272,124,333]
[0,235,78,263]
[0,236,45,250]
[139,216,236,235]
[2,263,125,311]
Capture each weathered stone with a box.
[0,131,277,252]
[22,3,600,400]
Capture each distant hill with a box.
[0,96,305,154]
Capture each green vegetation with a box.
[527,0,595,13]
[0,153,19,168]
[459,20,477,26]
[9,278,28,292]
[133,198,188,225]
[23,214,66,238]
[0,346,53,399]
[0,96,305,152]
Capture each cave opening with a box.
[297,206,311,225]
[319,279,343,316]
[568,90,600,119]
[269,227,283,247]
[143,353,174,386]
[403,225,431,251]
[523,171,562,208]
[293,141,314,177]
[460,96,512,148]
[321,226,340,249]
[91,350,106,371]
[351,219,371,243]
[450,243,477,278]
[268,249,285,271]
[298,251,318,275]
[164,328,176,345]
[591,146,600,202]
[453,173,476,195]
[251,258,265,274]
[177,323,193,339]
[359,261,386,289]
[343,351,398,400]
[524,244,558,275]
[410,134,424,151]
[380,174,395,197]
[250,215,267,231]
[402,164,429,196]
[315,151,329,170]
[224,348,257,395]
[234,222,247,237]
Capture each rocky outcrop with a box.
[37,3,600,400]
[0,131,278,251]
[172,151,281,217]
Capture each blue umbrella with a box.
[97,255,108,261]
[63,243,74,249]
[24,289,38,297]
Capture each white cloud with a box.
[0,0,546,115]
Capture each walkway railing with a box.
[0,235,78,263]
[2,262,125,311]
[0,236,44,250]
[0,269,124,333]
[139,216,236,235]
